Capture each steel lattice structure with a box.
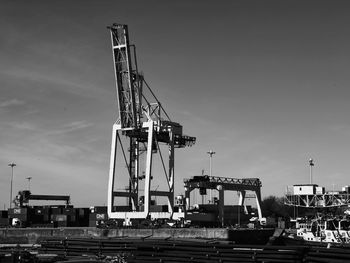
[285,192,350,208]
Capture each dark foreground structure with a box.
[2,236,350,263]
[0,227,274,245]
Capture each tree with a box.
[261,195,292,218]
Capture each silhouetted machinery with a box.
[107,24,195,224]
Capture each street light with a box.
[8,162,16,209]
[207,150,216,177]
[207,150,216,203]
[26,177,32,191]
[309,158,314,184]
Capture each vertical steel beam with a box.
[255,189,263,220]
[143,121,154,217]
[107,124,118,217]
[218,185,225,227]
[167,131,175,214]
[238,191,246,206]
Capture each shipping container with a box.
[50,207,63,214]
[63,207,76,215]
[0,210,8,218]
[56,220,68,227]
[89,213,108,220]
[43,214,50,223]
[0,218,9,226]
[89,213,96,220]
[76,208,89,227]
[8,207,28,215]
[89,220,97,227]
[29,214,44,225]
[77,208,89,217]
[9,213,28,221]
[90,206,107,214]
[96,213,107,220]
[34,206,50,215]
[51,214,68,222]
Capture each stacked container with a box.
[8,207,31,227]
[30,206,49,226]
[50,206,72,227]
[62,207,76,226]
[0,210,9,227]
[34,206,51,224]
[52,214,70,227]
[89,206,108,227]
[76,208,90,227]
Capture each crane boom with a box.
[109,24,141,129]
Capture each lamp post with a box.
[309,158,314,184]
[26,177,32,191]
[207,150,216,203]
[207,150,216,177]
[8,162,16,209]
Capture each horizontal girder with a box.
[285,193,350,208]
[184,175,261,191]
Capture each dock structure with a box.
[184,175,263,226]
[284,184,350,208]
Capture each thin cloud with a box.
[0,99,25,108]
[63,120,93,130]
[2,66,109,100]
[5,120,93,136]
[48,120,93,135]
[7,121,38,131]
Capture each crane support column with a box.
[238,190,246,206]
[218,185,224,227]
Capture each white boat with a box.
[284,216,350,246]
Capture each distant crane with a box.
[107,24,195,223]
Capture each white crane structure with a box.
[107,24,195,223]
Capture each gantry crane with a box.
[14,190,70,207]
[107,24,195,224]
[184,176,263,227]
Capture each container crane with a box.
[107,24,195,224]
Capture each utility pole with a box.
[207,150,215,203]
[8,162,16,209]
[309,158,314,184]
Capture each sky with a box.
[1,0,350,208]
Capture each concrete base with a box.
[0,227,274,245]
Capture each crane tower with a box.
[107,24,195,223]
